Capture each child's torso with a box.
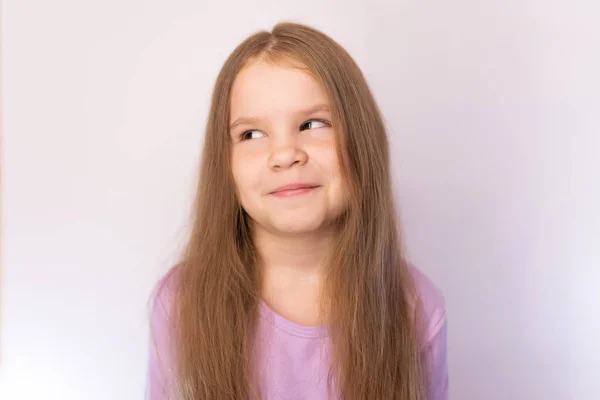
[252,301,337,400]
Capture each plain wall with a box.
[1,1,598,399]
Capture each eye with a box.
[300,119,331,131]
[239,130,265,141]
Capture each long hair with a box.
[161,22,426,399]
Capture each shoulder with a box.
[149,264,181,330]
[407,264,447,346]
[146,265,182,398]
[148,264,183,363]
[407,265,450,397]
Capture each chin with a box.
[272,222,323,235]
[269,214,329,235]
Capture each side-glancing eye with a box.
[239,130,266,141]
[237,119,330,141]
[300,119,331,131]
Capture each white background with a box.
[1,1,598,399]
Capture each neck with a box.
[252,224,335,274]
[251,224,336,325]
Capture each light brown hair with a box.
[159,22,426,399]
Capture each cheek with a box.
[314,145,343,183]
[321,148,349,202]
[231,152,262,204]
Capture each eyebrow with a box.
[229,103,331,131]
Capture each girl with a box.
[146,22,448,400]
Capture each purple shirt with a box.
[146,266,448,399]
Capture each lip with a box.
[269,182,320,198]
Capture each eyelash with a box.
[238,119,331,141]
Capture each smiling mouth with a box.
[269,186,320,198]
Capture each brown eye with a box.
[239,130,265,141]
[300,119,330,131]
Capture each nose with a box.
[268,135,308,171]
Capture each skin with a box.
[229,59,348,325]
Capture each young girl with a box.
[146,22,448,400]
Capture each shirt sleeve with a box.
[422,309,449,400]
[145,273,176,400]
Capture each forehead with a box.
[229,59,329,120]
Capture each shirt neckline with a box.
[258,300,330,339]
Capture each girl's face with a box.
[229,59,348,236]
